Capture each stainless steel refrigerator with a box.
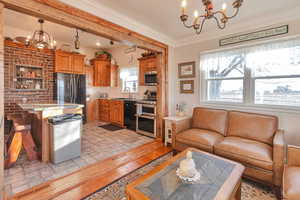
[54,73,86,123]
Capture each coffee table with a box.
[126,148,245,200]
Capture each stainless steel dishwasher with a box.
[48,114,82,164]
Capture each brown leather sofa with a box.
[283,145,300,199]
[172,107,285,187]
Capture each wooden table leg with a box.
[4,130,22,169]
[235,181,242,200]
[22,129,38,161]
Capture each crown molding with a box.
[58,0,177,47]
[174,5,300,47]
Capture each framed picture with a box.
[180,80,194,94]
[178,61,195,78]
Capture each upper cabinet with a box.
[55,50,85,74]
[92,58,111,87]
[55,50,72,73]
[138,55,158,86]
[91,58,119,87]
[72,54,86,74]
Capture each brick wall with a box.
[4,41,55,116]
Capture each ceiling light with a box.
[74,29,80,50]
[28,19,56,49]
[96,42,101,47]
[180,0,243,35]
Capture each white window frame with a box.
[120,66,139,93]
[200,36,300,113]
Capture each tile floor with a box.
[4,122,153,197]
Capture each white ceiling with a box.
[3,9,120,49]
[5,1,300,48]
[96,0,300,44]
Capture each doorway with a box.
[0,0,168,199]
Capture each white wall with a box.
[171,19,300,145]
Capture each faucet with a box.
[124,87,133,99]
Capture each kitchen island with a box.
[19,103,84,162]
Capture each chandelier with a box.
[180,0,243,34]
[27,19,56,49]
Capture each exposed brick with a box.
[4,41,55,132]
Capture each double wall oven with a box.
[136,100,156,138]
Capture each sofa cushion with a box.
[175,129,224,153]
[214,137,273,171]
[283,166,300,200]
[192,107,228,136]
[227,111,278,145]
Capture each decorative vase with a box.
[178,151,197,178]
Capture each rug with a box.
[99,124,124,131]
[85,153,276,200]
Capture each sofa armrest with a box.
[171,117,192,148]
[273,129,286,186]
[287,145,300,166]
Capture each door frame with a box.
[0,0,168,198]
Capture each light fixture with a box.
[28,19,56,49]
[96,42,101,47]
[74,29,80,50]
[180,0,243,35]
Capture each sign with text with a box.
[220,25,289,46]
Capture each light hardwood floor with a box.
[10,136,171,200]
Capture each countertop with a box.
[96,98,140,101]
[18,103,84,111]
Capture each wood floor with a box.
[9,139,171,200]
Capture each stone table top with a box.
[18,103,84,112]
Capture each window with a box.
[120,67,138,93]
[201,38,300,107]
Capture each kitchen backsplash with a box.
[87,86,157,100]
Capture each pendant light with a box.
[28,19,56,49]
[74,29,80,50]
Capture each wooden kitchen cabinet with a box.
[99,99,110,122]
[55,50,72,73]
[138,56,157,86]
[92,58,111,87]
[55,50,86,74]
[72,54,86,74]
[87,99,98,122]
[109,100,124,127]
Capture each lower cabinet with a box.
[98,99,124,127]
[109,100,124,127]
[99,99,110,122]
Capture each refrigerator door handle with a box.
[72,74,75,103]
[74,75,77,103]
[70,74,73,103]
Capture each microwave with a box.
[144,71,157,86]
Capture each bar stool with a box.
[4,113,38,169]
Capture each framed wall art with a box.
[180,80,194,94]
[178,61,195,78]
